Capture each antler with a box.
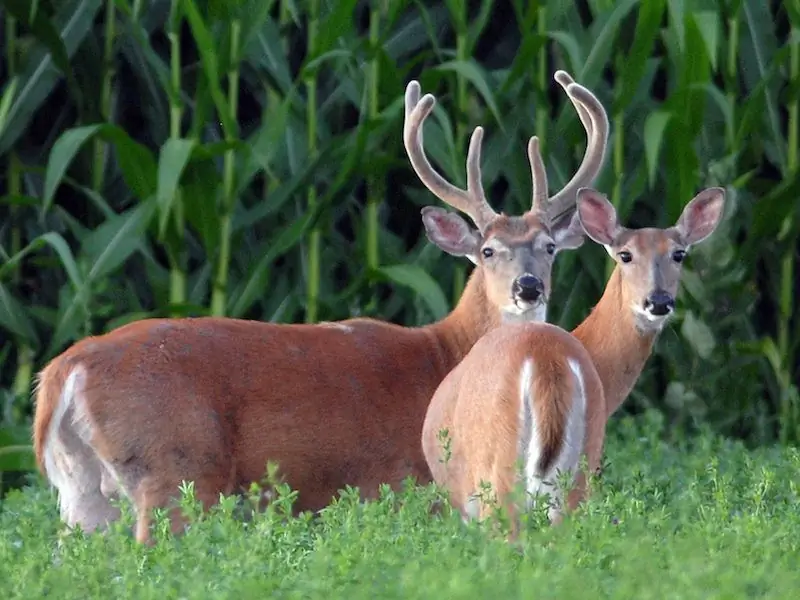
[529,71,610,224]
[527,136,549,218]
[403,81,498,232]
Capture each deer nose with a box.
[644,290,675,316]
[513,274,544,303]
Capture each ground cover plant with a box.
[2,412,800,599]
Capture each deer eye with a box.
[672,249,686,263]
[545,242,556,255]
[618,251,633,263]
[481,247,495,259]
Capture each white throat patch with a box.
[631,303,671,332]
[503,302,547,324]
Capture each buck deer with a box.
[422,185,726,531]
[32,71,609,544]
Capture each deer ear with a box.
[551,210,586,251]
[674,187,726,246]
[576,188,621,246]
[421,206,482,260]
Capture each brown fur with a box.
[422,322,604,528]
[32,269,497,510]
[572,268,657,417]
[33,361,71,474]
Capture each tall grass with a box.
[0,0,797,486]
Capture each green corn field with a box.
[0,0,797,500]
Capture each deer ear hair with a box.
[675,187,726,246]
[551,210,586,251]
[421,207,482,259]
[576,188,621,246]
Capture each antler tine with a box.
[547,72,610,224]
[403,80,497,231]
[464,126,499,229]
[527,136,549,217]
[553,71,593,139]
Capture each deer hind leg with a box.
[42,368,121,535]
[464,474,519,539]
[132,460,236,545]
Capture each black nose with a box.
[513,274,544,303]
[644,290,675,316]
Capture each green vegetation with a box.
[2,413,799,598]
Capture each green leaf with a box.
[746,176,800,251]
[740,0,784,172]
[443,0,467,32]
[0,77,19,139]
[0,425,35,472]
[466,0,494,53]
[0,0,103,155]
[230,212,316,318]
[43,124,101,212]
[378,265,449,321]
[2,0,75,83]
[616,0,665,111]
[691,11,720,72]
[681,311,716,360]
[694,83,734,146]
[242,14,293,92]
[238,0,278,54]
[302,49,356,79]
[643,111,672,189]
[46,198,159,357]
[0,447,36,472]
[314,0,359,57]
[0,193,38,207]
[156,137,197,237]
[182,0,238,138]
[433,60,504,131]
[546,31,583,75]
[578,0,640,89]
[81,197,159,281]
[182,159,222,256]
[666,0,686,50]
[238,84,297,190]
[0,425,31,448]
[43,124,158,213]
[0,232,83,291]
[232,134,338,234]
[0,283,39,346]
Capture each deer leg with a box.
[132,464,235,545]
[63,460,121,535]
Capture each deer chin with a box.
[631,304,672,333]
[502,299,548,324]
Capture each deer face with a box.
[576,187,726,333]
[404,72,609,323]
[422,209,585,322]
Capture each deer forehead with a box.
[483,214,552,247]
[615,228,682,255]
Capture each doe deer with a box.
[421,186,726,530]
[32,71,608,544]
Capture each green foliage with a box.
[0,0,798,490]
[1,415,799,598]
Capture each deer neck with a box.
[427,266,502,367]
[571,267,659,418]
